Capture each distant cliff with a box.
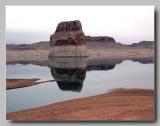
[129,41,154,48]
[85,36,115,43]
[6,37,154,50]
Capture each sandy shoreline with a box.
[6,78,55,90]
[6,89,155,121]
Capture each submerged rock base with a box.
[49,57,87,69]
[49,45,87,57]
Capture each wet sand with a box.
[6,79,55,90]
[6,89,155,121]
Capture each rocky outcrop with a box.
[49,20,87,57]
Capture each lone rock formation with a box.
[49,20,87,57]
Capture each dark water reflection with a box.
[6,57,154,112]
[52,68,86,92]
[49,57,125,92]
[49,57,87,92]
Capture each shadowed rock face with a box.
[49,20,87,57]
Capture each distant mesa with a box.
[130,41,154,48]
[49,20,87,57]
[85,36,115,43]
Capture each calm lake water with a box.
[6,58,154,113]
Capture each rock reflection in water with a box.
[49,57,87,92]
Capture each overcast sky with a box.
[6,6,154,44]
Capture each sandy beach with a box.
[6,89,155,121]
[6,78,55,90]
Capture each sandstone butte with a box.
[49,20,87,57]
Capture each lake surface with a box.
[6,58,154,113]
